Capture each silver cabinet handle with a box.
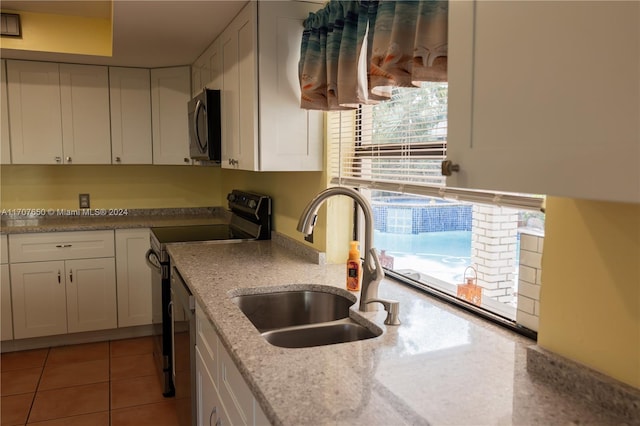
[69,269,73,283]
[57,270,61,284]
[55,244,72,248]
[55,156,62,163]
[66,156,72,163]
[115,156,121,163]
[184,157,190,163]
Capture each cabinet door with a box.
[221,2,258,170]
[196,346,230,426]
[59,64,112,164]
[193,38,223,96]
[192,58,205,98]
[447,1,639,203]
[109,67,153,164]
[115,229,152,327]
[66,257,117,333]
[206,38,223,91]
[7,60,63,164]
[1,59,11,164]
[1,264,13,341]
[11,261,67,339]
[219,341,255,426]
[151,66,192,165]
[257,2,323,172]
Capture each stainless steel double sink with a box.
[231,289,381,348]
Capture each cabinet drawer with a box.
[9,231,115,263]
[196,304,218,384]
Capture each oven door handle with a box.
[145,249,162,272]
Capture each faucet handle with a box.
[368,247,385,281]
[365,298,401,326]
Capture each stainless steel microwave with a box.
[188,88,221,162]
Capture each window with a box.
[328,83,545,331]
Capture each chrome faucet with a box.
[297,187,386,313]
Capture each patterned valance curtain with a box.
[299,0,448,111]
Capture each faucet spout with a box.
[297,187,385,312]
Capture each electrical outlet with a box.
[79,193,90,209]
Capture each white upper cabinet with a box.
[109,67,153,164]
[221,3,255,170]
[59,64,112,164]
[151,66,192,165]
[7,61,111,165]
[7,60,64,164]
[447,1,639,203]
[257,1,323,172]
[1,60,11,164]
[192,37,222,96]
[221,1,323,171]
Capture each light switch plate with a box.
[79,193,90,209]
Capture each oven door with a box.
[146,248,174,397]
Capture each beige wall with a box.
[219,169,355,263]
[0,165,222,209]
[0,10,112,57]
[0,165,340,256]
[538,197,640,389]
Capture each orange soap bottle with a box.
[346,241,361,291]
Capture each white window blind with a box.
[328,82,545,212]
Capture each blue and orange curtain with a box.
[299,0,448,111]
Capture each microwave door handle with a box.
[194,99,207,153]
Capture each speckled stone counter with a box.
[167,240,631,426]
[0,207,228,233]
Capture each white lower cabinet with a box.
[1,234,11,341]
[196,346,229,426]
[1,263,14,341]
[65,257,117,333]
[115,229,152,327]
[10,261,69,338]
[8,231,117,339]
[10,257,117,338]
[195,302,269,426]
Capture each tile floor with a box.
[0,336,179,426]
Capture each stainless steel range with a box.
[145,190,271,399]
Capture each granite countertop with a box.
[0,207,229,234]
[167,239,628,426]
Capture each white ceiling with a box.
[0,0,248,68]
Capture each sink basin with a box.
[262,319,379,349]
[231,288,381,348]
[231,290,354,332]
